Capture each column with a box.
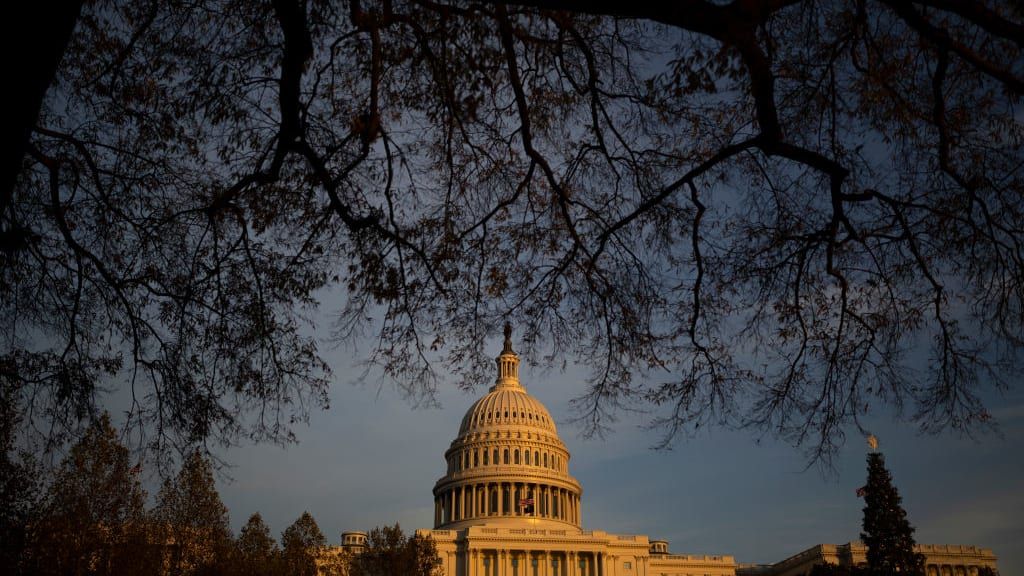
[471,484,477,518]
[532,483,538,517]
[455,488,460,522]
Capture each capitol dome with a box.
[432,325,583,530]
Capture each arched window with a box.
[473,451,479,467]
[514,449,520,464]
[503,449,510,465]
[525,451,531,465]
[544,453,548,467]
[483,450,489,465]
[464,451,470,469]
[494,448,500,465]
[535,451,540,465]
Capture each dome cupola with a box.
[432,325,583,530]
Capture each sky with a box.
[190,333,1024,575]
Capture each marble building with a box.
[331,327,999,576]
[411,327,738,576]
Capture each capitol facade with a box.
[409,327,736,576]
[334,327,999,576]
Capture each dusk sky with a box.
[175,331,1024,574]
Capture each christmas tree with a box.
[859,437,926,576]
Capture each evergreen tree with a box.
[154,451,233,576]
[860,452,926,576]
[235,512,280,576]
[281,511,325,576]
[24,413,156,576]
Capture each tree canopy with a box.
[153,451,234,575]
[281,511,326,576]
[348,524,442,576]
[860,451,926,576]
[2,0,1022,463]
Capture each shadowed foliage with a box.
[860,451,926,576]
[1,0,1022,464]
[348,523,442,576]
[281,511,326,576]
[21,414,161,576]
[153,451,234,575]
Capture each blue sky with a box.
[198,335,1024,574]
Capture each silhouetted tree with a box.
[348,524,442,576]
[860,452,926,576]
[281,511,326,576]
[153,451,233,576]
[3,0,1022,464]
[0,377,42,576]
[23,414,155,576]
[234,512,281,576]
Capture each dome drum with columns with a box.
[433,326,582,530]
[415,326,736,576]
[324,325,998,576]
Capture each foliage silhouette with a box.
[860,451,926,576]
[2,0,1022,463]
[348,523,442,576]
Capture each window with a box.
[473,451,479,467]
[514,449,520,464]
[483,451,489,465]
[623,561,632,569]
[543,453,548,467]
[535,450,540,465]
[525,451,531,465]
[504,449,509,464]
[494,448,499,464]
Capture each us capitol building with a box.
[333,328,999,576]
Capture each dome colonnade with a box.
[433,327,582,529]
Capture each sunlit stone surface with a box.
[330,327,999,576]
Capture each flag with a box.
[519,498,535,513]
[856,486,867,497]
